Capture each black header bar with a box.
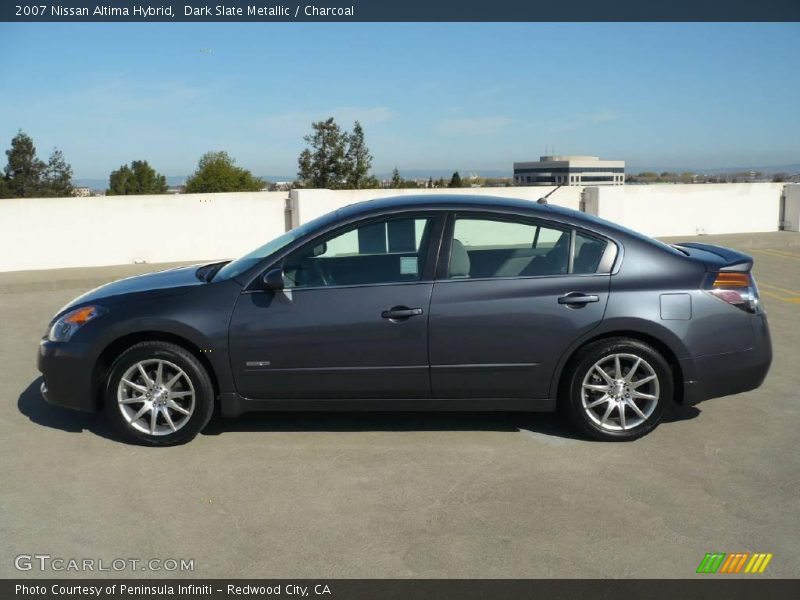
[4,579,800,600]
[2,0,800,22]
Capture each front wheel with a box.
[563,338,673,441]
[104,341,215,446]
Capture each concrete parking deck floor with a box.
[1,232,798,579]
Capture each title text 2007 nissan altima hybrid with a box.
[38,196,772,445]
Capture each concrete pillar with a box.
[783,184,800,232]
[288,189,301,230]
[582,187,600,216]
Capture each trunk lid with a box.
[672,242,753,272]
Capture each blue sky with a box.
[1,23,798,179]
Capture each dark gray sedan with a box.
[38,195,772,444]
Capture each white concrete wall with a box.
[0,191,288,272]
[290,186,584,227]
[584,183,783,237]
[0,183,791,273]
[783,184,800,232]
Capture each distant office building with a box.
[72,186,93,197]
[514,155,625,186]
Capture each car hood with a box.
[60,265,206,314]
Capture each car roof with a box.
[340,193,551,215]
[338,194,601,233]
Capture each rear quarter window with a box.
[573,232,608,274]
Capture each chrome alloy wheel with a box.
[580,353,660,432]
[116,359,195,436]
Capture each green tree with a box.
[108,160,168,195]
[361,175,380,189]
[184,151,263,194]
[41,148,74,197]
[344,121,373,189]
[390,167,403,188]
[3,130,46,198]
[1,131,74,198]
[107,164,133,195]
[297,117,349,189]
[427,177,433,189]
[448,171,463,188]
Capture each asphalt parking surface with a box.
[1,232,799,579]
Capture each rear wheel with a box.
[564,338,672,441]
[104,341,214,446]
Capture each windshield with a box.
[213,219,324,282]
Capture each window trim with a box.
[437,211,617,281]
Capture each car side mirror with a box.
[262,268,285,291]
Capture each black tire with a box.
[104,341,215,446]
[563,338,673,441]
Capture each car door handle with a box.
[558,293,600,305]
[381,306,423,319]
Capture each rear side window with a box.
[448,217,570,279]
[573,232,608,274]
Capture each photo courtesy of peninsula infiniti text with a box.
[37,195,772,445]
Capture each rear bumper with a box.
[680,313,772,405]
[37,339,99,412]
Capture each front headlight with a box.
[47,305,107,342]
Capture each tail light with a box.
[705,271,761,313]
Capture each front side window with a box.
[282,216,433,289]
[213,210,342,282]
[448,216,570,279]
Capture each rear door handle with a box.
[558,293,600,305]
[381,306,423,320]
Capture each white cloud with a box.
[257,106,397,136]
[476,83,517,98]
[63,78,223,115]
[436,116,513,136]
[548,110,623,133]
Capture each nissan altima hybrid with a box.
[38,195,772,445]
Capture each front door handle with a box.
[382,306,423,320]
[558,293,600,305]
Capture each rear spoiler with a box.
[671,242,754,272]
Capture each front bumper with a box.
[37,338,99,412]
[680,312,772,405]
